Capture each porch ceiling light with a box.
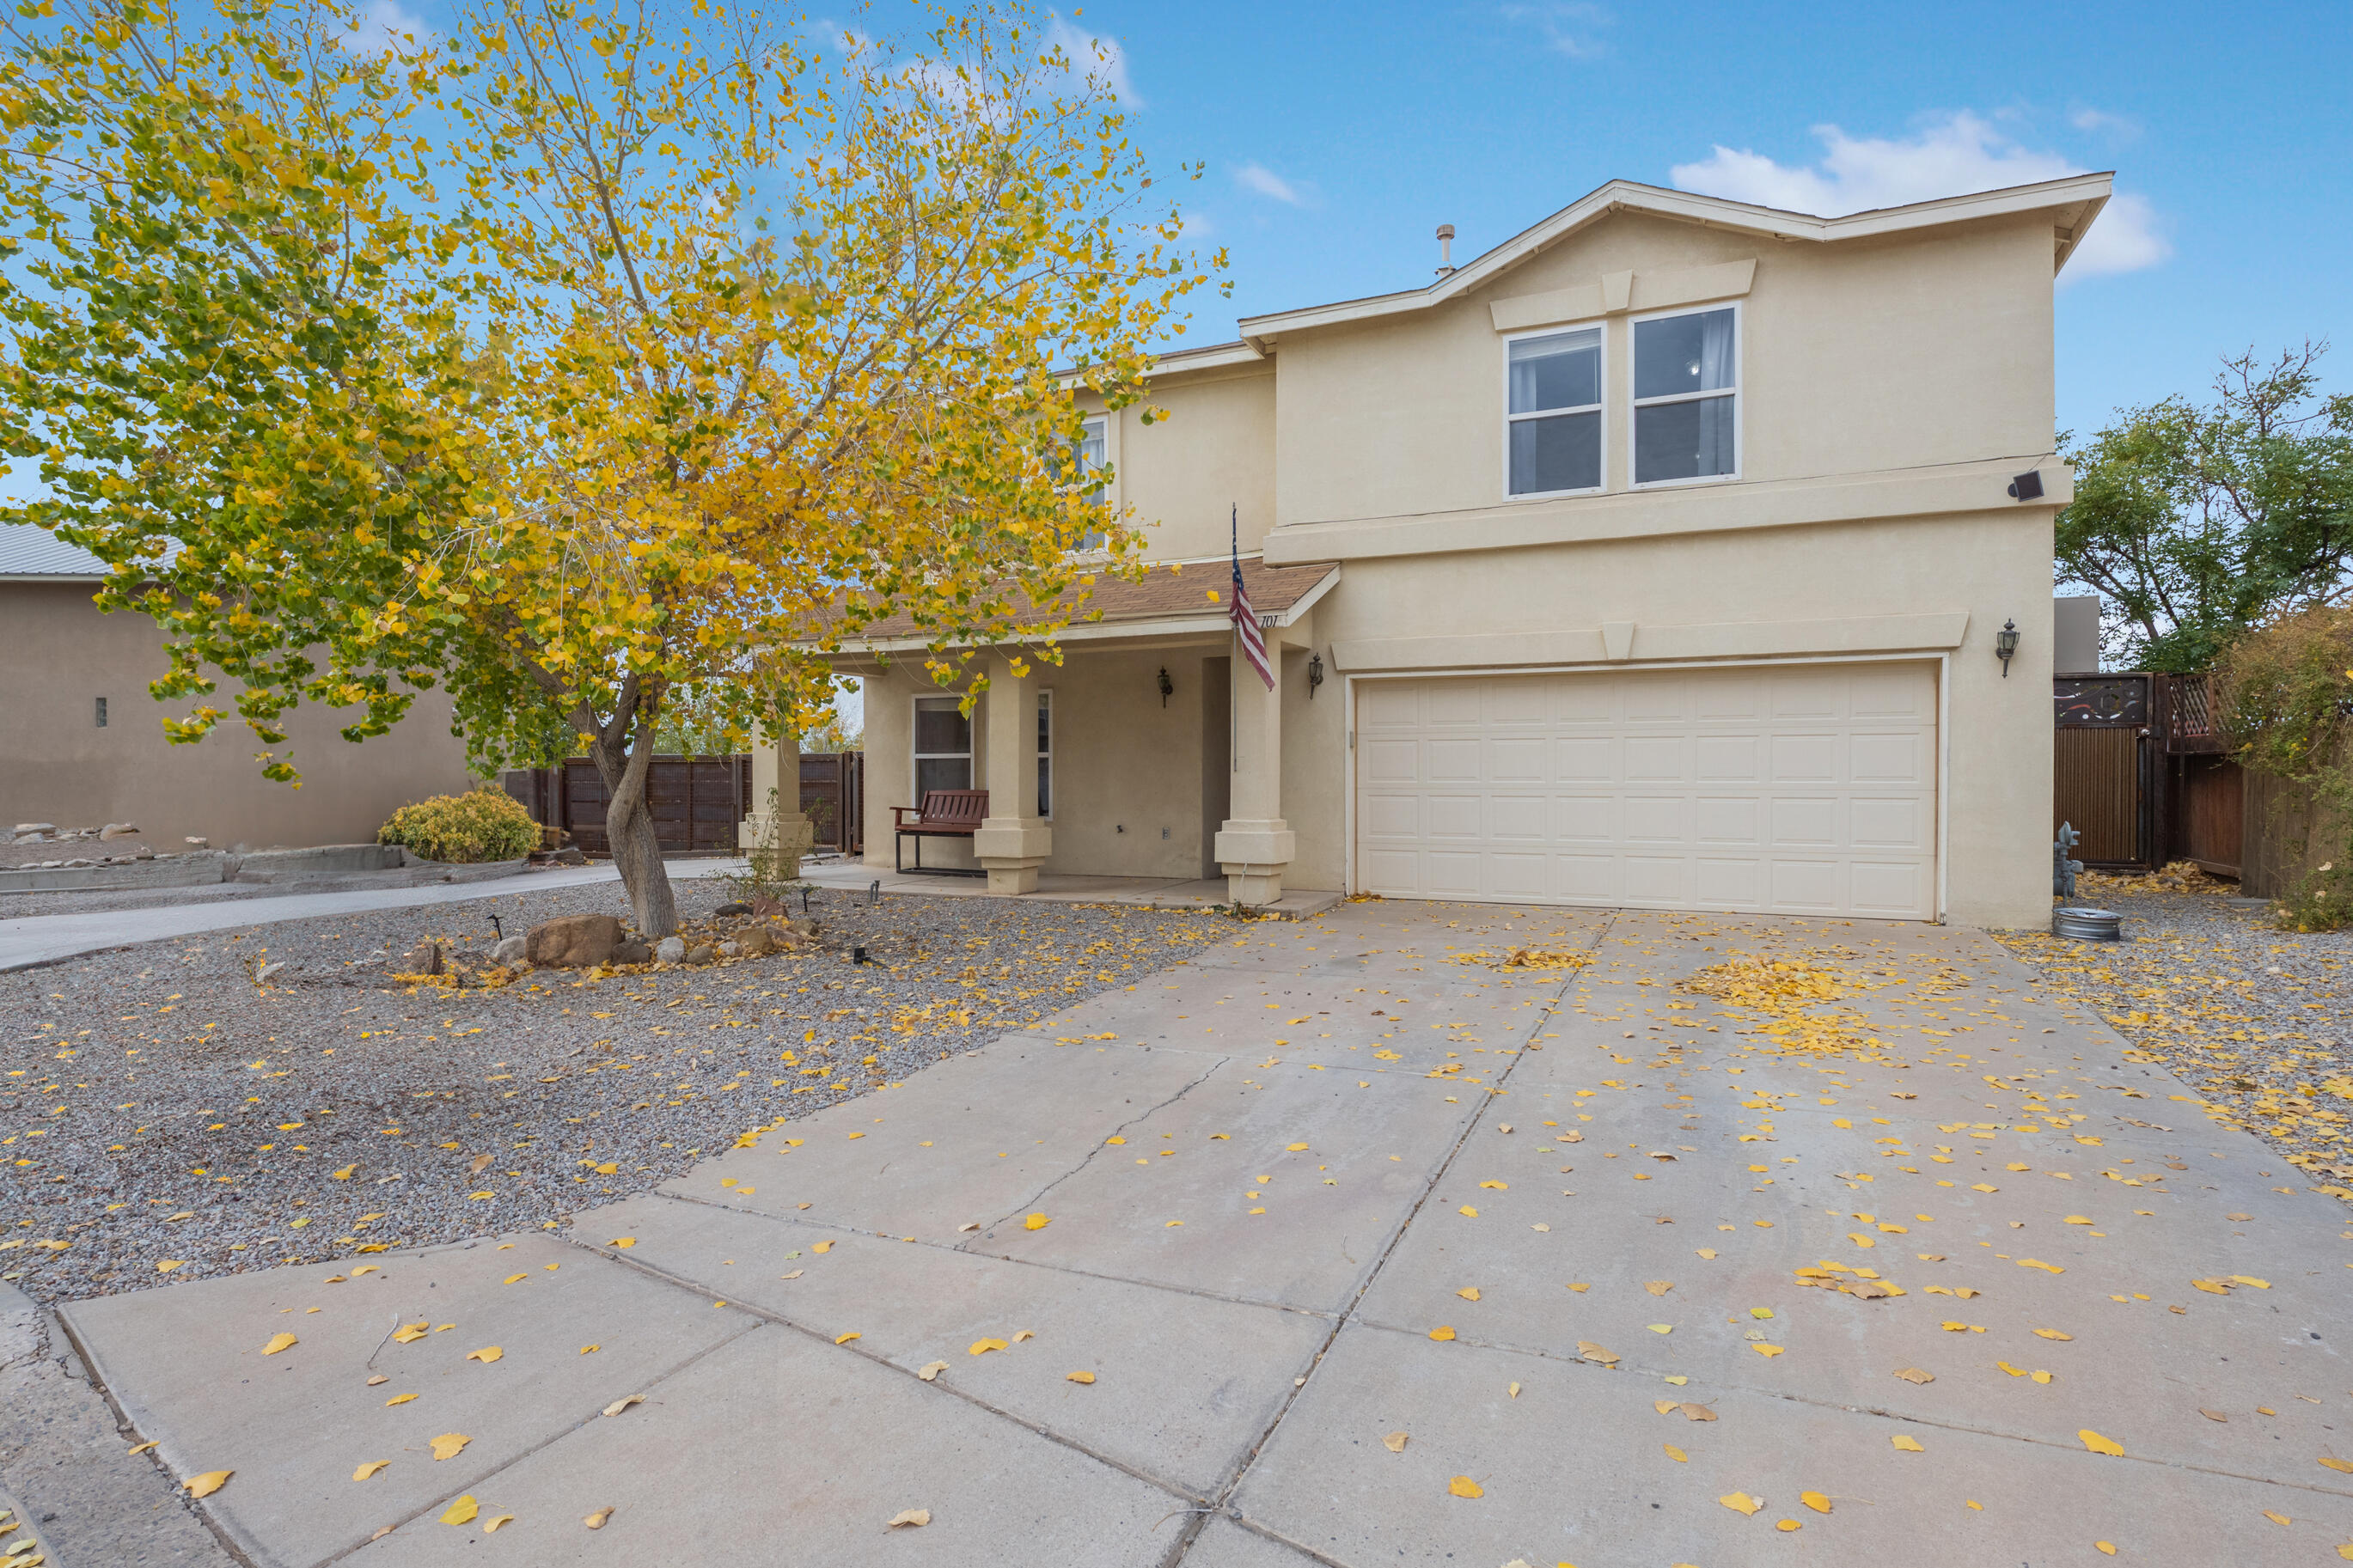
[1995,619,2020,677]
[1158,667,1174,708]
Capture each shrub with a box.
[378,788,540,864]
[2212,607,2353,930]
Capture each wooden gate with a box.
[502,755,749,855]
[2053,674,2152,867]
[798,751,864,854]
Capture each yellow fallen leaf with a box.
[1801,1491,1831,1514]
[1066,1370,1096,1384]
[1655,1400,1679,1415]
[441,1495,478,1526]
[392,1323,428,1344]
[580,1345,600,1355]
[885,1509,931,1529]
[1576,1341,1617,1364]
[1647,1324,1673,1334]
[128,1439,160,1455]
[1287,1144,1310,1151]
[261,1333,298,1356]
[917,1361,948,1381]
[2080,1429,2124,1457]
[1751,1344,1784,1357]
[332,1165,357,1181]
[1383,1431,1409,1453]
[2264,1511,2292,1527]
[2033,1329,2074,1341]
[351,1265,381,1277]
[156,1260,184,1273]
[1429,1326,1456,1342]
[1458,1205,1480,1217]
[353,1459,390,1480]
[1508,1382,1520,1399]
[503,1273,528,1284]
[1479,1180,1507,1190]
[2232,1276,2271,1289]
[465,1346,503,1364]
[1720,1492,1763,1515]
[2321,1456,2353,1475]
[834,1332,860,1345]
[1892,1436,1924,1451]
[2095,1545,2116,1557]
[429,1433,471,1461]
[1457,1286,1481,1301]
[385,1393,418,1406]
[483,1515,515,1533]
[183,1470,231,1498]
[584,1506,615,1529]
[1011,1330,1036,1344]
[1646,1280,1673,1296]
[608,1237,635,1248]
[1448,1475,1483,1498]
[812,1240,834,1254]
[1664,1443,1688,1462]
[1024,1213,1051,1230]
[602,1394,644,1418]
[970,1339,1007,1355]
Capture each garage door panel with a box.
[1356,664,1935,918]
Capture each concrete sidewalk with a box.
[0,861,747,973]
[40,901,2353,1565]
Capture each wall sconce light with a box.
[1995,618,2020,677]
[1307,651,1324,699]
[1157,667,1174,708]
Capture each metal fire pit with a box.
[2052,906,2123,942]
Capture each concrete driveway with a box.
[47,901,2353,1565]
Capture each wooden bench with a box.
[892,789,989,876]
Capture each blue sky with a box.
[1049,0,2350,440]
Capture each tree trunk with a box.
[590,702,678,939]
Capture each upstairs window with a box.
[1072,416,1109,550]
[912,696,971,797]
[1633,306,1737,485]
[1507,326,1603,496]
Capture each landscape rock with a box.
[734,927,776,959]
[683,944,717,966]
[654,936,687,965]
[525,913,624,968]
[98,822,139,839]
[490,934,529,967]
[399,941,443,976]
[713,900,754,918]
[12,823,53,836]
[612,939,654,967]
[717,940,743,959]
[184,837,208,847]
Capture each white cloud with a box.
[2069,105,2139,140]
[1669,111,2168,278]
[1234,162,1303,205]
[339,0,430,55]
[1044,15,1138,107]
[1500,3,1612,60]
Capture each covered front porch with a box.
[796,857,1341,917]
[769,559,1343,911]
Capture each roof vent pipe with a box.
[1435,223,1455,277]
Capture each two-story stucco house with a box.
[825,174,2109,930]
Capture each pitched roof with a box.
[842,558,1338,647]
[0,522,108,580]
[1230,174,2113,349]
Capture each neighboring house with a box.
[1,524,476,849]
[827,174,2110,929]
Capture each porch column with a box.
[1214,628,1295,906]
[972,654,1052,894]
[737,724,813,866]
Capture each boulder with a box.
[400,941,443,976]
[713,900,754,918]
[98,822,139,840]
[654,936,687,965]
[490,934,529,967]
[734,926,777,959]
[525,913,624,968]
[612,939,654,967]
[683,944,717,966]
[12,823,53,836]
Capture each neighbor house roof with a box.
[838,558,1339,651]
[0,522,107,581]
[1180,174,2112,358]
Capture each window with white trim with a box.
[1507,326,1603,496]
[912,695,971,798]
[1073,416,1108,550]
[1036,689,1054,818]
[1632,305,1737,484]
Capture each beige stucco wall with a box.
[1083,364,1279,563]
[2,582,479,849]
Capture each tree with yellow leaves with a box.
[2,0,1213,935]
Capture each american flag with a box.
[1229,505,1273,691]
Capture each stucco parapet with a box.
[1333,611,1971,674]
[1262,460,2069,565]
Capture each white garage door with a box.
[1355,662,1938,918]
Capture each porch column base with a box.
[1215,821,1296,906]
[974,818,1053,895]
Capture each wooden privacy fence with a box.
[501,755,750,856]
[798,751,864,855]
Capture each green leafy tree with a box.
[2057,343,2353,672]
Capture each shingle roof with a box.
[0,522,107,579]
[845,558,1338,644]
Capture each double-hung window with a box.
[1073,416,1109,551]
[912,696,972,797]
[1632,305,1737,485]
[1506,326,1603,496]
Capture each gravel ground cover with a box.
[0,880,1232,1303]
[1991,874,2353,1199]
